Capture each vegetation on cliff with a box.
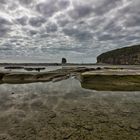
[97,44,140,65]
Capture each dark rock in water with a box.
[5,66,24,69]
[0,73,5,80]
[61,58,67,65]
[24,67,45,72]
[97,44,140,65]
[96,67,102,70]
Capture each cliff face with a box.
[97,45,140,65]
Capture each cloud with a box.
[63,27,93,41]
[0,0,7,4]
[0,17,11,37]
[16,16,28,26]
[68,4,93,19]
[93,0,122,15]
[0,17,11,25]
[57,0,70,9]
[46,22,58,33]
[19,0,34,5]
[125,15,140,27]
[36,0,58,17]
[56,14,70,26]
[0,0,140,63]
[0,28,9,37]
[29,16,46,27]
[29,30,38,36]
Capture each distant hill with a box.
[97,44,140,65]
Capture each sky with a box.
[0,0,140,63]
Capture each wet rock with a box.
[61,128,75,140]
[48,112,57,119]
[0,134,12,140]
[130,123,140,130]
[96,67,102,70]
[83,125,93,131]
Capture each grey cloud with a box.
[16,16,28,26]
[21,27,38,36]
[126,36,140,41]
[57,0,70,9]
[46,22,58,33]
[0,17,11,36]
[98,33,126,41]
[29,17,46,27]
[0,17,11,25]
[121,5,140,27]
[98,34,116,41]
[0,0,7,4]
[36,0,70,17]
[47,47,90,53]
[0,42,13,50]
[68,4,93,19]
[56,14,70,26]
[0,47,12,51]
[0,28,10,37]
[63,28,93,40]
[36,0,58,17]
[88,17,105,30]
[115,1,140,28]
[8,2,19,10]
[125,15,140,27]
[29,30,38,36]
[19,0,33,5]
[57,18,69,27]
[103,21,123,34]
[93,0,122,15]
[40,34,49,38]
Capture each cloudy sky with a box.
[0,0,139,63]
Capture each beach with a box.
[0,64,139,140]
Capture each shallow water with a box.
[0,66,63,73]
[1,64,140,73]
[0,78,140,140]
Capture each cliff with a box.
[97,45,140,65]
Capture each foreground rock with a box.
[81,69,140,91]
[97,44,140,65]
[0,67,95,84]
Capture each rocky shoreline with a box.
[1,66,140,91]
[0,66,140,139]
[0,67,95,84]
[0,78,139,140]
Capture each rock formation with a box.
[61,58,67,64]
[97,44,140,65]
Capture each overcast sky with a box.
[0,0,139,63]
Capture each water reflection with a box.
[0,78,140,140]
